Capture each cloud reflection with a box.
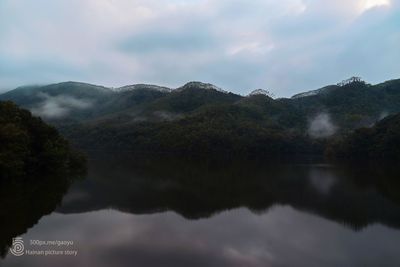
[3,207,400,267]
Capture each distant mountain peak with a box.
[291,85,339,99]
[337,77,366,87]
[292,89,322,99]
[292,77,368,99]
[249,89,274,98]
[179,82,228,93]
[58,81,110,89]
[116,84,172,93]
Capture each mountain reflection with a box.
[58,157,400,230]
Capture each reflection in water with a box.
[3,208,400,267]
[0,172,80,258]
[59,159,400,229]
[308,168,336,195]
[1,158,400,266]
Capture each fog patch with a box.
[379,111,389,120]
[308,113,337,138]
[153,111,183,121]
[131,111,183,122]
[368,111,390,127]
[31,93,93,118]
[132,116,148,122]
[308,168,336,195]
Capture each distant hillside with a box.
[1,77,400,158]
[0,82,112,106]
[289,78,400,130]
[328,113,400,159]
[1,78,399,130]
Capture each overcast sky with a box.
[0,0,399,96]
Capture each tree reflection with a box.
[58,157,400,230]
[0,170,84,258]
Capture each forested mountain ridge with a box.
[2,78,399,131]
[1,78,400,158]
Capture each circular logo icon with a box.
[10,237,24,256]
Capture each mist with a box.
[153,111,183,121]
[30,93,93,119]
[308,113,337,138]
[379,111,389,120]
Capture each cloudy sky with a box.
[0,0,399,96]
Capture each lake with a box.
[1,158,400,267]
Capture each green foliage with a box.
[2,78,400,159]
[146,86,241,113]
[0,101,86,178]
[64,102,323,158]
[287,79,400,132]
[327,113,400,159]
[2,79,400,133]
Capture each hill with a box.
[289,78,400,130]
[1,77,400,158]
[2,78,400,130]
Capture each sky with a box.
[0,0,399,97]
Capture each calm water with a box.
[1,158,400,267]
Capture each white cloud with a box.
[308,113,337,138]
[0,0,399,96]
[227,42,275,56]
[30,93,93,118]
[360,0,391,12]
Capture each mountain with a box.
[116,84,172,93]
[2,78,399,130]
[0,82,113,123]
[0,82,112,105]
[177,81,227,92]
[0,82,173,123]
[291,85,339,99]
[249,89,275,98]
[289,78,400,130]
[143,82,241,113]
[291,77,365,99]
[0,81,241,124]
[1,77,400,158]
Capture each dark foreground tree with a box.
[0,101,86,178]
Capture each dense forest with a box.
[327,113,400,159]
[1,77,400,159]
[0,101,86,178]
[63,103,324,158]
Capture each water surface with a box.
[1,159,400,267]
